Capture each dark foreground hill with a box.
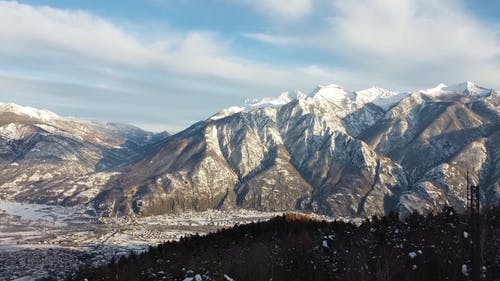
[70,206,500,281]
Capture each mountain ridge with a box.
[0,81,498,218]
[91,81,499,217]
[0,103,169,205]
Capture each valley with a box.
[0,81,498,280]
[0,200,282,280]
[2,1,500,280]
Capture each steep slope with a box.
[93,81,499,218]
[274,90,407,217]
[94,109,314,216]
[93,84,410,217]
[0,103,168,205]
[360,83,499,215]
[2,81,498,219]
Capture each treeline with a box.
[70,206,500,281]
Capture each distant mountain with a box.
[89,81,500,217]
[0,102,169,205]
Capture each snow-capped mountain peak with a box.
[92,81,500,218]
[211,83,415,120]
[244,91,301,108]
[210,81,494,122]
[422,81,492,97]
[355,86,393,98]
[306,84,411,111]
[210,106,245,121]
[0,102,61,122]
[306,84,412,112]
[308,84,355,103]
[210,90,305,120]
[355,87,410,111]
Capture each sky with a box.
[0,0,499,132]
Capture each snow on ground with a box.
[0,102,61,122]
[0,200,89,227]
[355,87,411,110]
[0,200,301,280]
[209,83,413,122]
[0,123,30,140]
[133,209,284,226]
[421,81,492,98]
[0,200,338,280]
[245,91,302,109]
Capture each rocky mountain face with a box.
[2,81,498,218]
[0,102,168,206]
[90,81,499,218]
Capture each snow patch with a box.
[210,91,304,120]
[309,84,355,104]
[245,91,300,108]
[422,81,492,98]
[462,264,468,276]
[322,240,329,248]
[0,123,30,140]
[0,102,61,122]
[209,83,411,120]
[0,200,89,226]
[356,87,411,110]
[210,106,244,120]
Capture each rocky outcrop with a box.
[0,103,168,205]
[2,81,499,218]
[91,82,499,218]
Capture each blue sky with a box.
[0,0,499,132]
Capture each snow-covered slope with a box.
[212,85,409,120]
[0,103,169,205]
[0,102,61,122]
[210,91,305,120]
[2,81,499,218]
[91,81,500,218]
[355,87,411,110]
[422,81,493,98]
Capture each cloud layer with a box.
[329,0,500,86]
[248,0,500,89]
[0,0,499,131]
[242,0,314,22]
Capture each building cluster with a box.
[0,248,84,280]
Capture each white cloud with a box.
[241,0,314,22]
[244,0,500,89]
[242,33,300,45]
[0,1,347,131]
[0,1,331,89]
[0,2,149,65]
[327,0,500,88]
[1,0,499,132]
[329,0,499,63]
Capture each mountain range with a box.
[1,81,498,218]
[0,102,168,206]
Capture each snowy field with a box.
[0,200,286,280]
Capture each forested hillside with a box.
[70,206,500,281]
